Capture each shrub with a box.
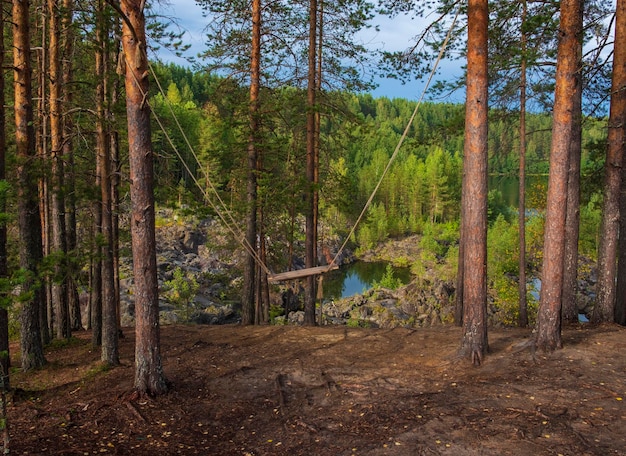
[491,276,538,327]
[372,264,402,290]
[163,267,200,322]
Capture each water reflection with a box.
[321,261,411,301]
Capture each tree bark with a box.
[561,28,583,324]
[0,9,10,386]
[90,203,102,346]
[13,0,46,371]
[594,0,626,323]
[241,0,261,326]
[617,160,626,324]
[518,0,528,327]
[120,0,168,395]
[49,0,70,340]
[535,0,581,351]
[36,11,52,345]
[61,0,81,332]
[111,129,122,332]
[459,0,489,365]
[304,0,318,326]
[97,0,118,365]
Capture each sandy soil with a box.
[7,322,626,455]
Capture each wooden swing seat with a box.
[268,264,339,282]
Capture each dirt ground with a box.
[7,322,626,455]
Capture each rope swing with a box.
[142,5,461,282]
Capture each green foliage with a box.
[485,214,545,326]
[163,268,200,322]
[490,276,538,327]
[372,264,402,290]
[269,305,284,324]
[356,203,389,253]
[0,180,11,226]
[579,192,602,259]
[487,189,512,224]
[525,214,546,270]
[346,318,371,328]
[46,336,83,350]
[131,64,607,279]
[487,215,519,276]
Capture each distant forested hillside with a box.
[149,63,607,257]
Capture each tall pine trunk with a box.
[304,0,318,326]
[0,9,10,386]
[517,0,528,327]
[36,11,51,344]
[13,0,46,371]
[242,0,261,325]
[459,0,489,365]
[91,35,104,346]
[97,0,118,365]
[49,0,70,340]
[535,0,582,351]
[616,163,626,324]
[594,0,626,323]
[61,0,81,331]
[561,44,583,324]
[120,0,168,395]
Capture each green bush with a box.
[491,276,538,327]
[579,192,602,259]
[372,264,402,290]
[163,267,200,322]
[487,215,518,276]
[269,305,284,324]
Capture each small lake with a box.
[321,261,412,301]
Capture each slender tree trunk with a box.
[561,25,583,324]
[518,0,528,327]
[0,10,10,387]
[617,162,626,325]
[61,0,81,331]
[91,203,103,346]
[120,0,168,395]
[618,0,626,325]
[110,20,123,333]
[242,0,261,325]
[14,0,46,371]
[0,14,8,452]
[594,0,626,323]
[313,1,324,323]
[90,13,105,346]
[459,0,489,366]
[49,0,70,340]
[304,0,318,326]
[535,0,581,351]
[111,129,122,331]
[97,0,118,365]
[36,12,52,344]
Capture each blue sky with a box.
[152,0,465,103]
